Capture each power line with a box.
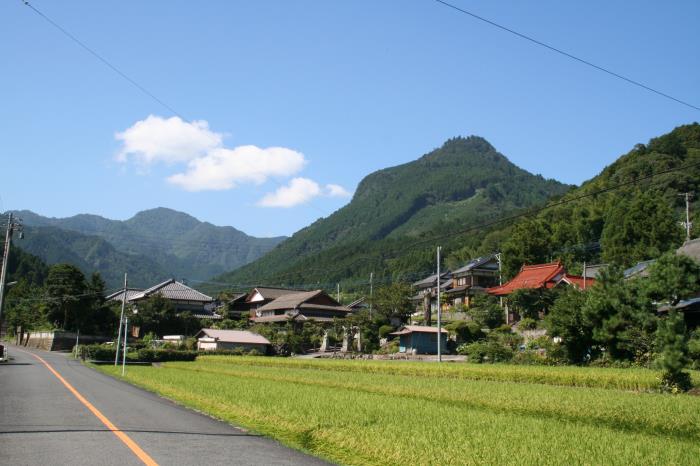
[432,0,700,112]
[20,0,184,119]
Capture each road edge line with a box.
[19,348,159,466]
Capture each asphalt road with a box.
[0,346,331,466]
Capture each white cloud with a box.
[326,184,352,198]
[116,115,222,165]
[258,178,321,208]
[168,146,306,191]
[116,115,307,191]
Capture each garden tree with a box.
[644,253,700,306]
[499,219,552,279]
[372,283,413,323]
[44,263,90,331]
[346,309,381,352]
[545,287,593,363]
[655,311,692,392]
[466,294,504,329]
[600,191,683,267]
[132,294,198,337]
[252,321,325,355]
[582,268,657,362]
[507,288,558,320]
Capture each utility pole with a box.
[437,246,442,363]
[114,273,128,366]
[337,283,340,303]
[369,272,374,319]
[121,316,128,376]
[680,192,693,242]
[0,213,23,328]
[495,252,506,324]
[583,261,587,290]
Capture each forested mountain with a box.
[497,123,700,278]
[9,208,286,289]
[213,136,570,291]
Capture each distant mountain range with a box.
[9,208,286,289]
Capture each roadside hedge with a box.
[76,344,197,362]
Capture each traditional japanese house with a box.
[245,286,308,317]
[250,289,352,323]
[446,255,500,308]
[108,279,220,319]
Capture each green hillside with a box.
[11,207,286,288]
[213,136,570,291]
[496,123,700,278]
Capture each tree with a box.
[546,287,593,363]
[499,219,552,279]
[655,311,692,392]
[600,191,683,267]
[44,264,90,331]
[645,253,700,306]
[582,268,656,362]
[132,294,197,337]
[507,288,558,320]
[467,294,504,329]
[373,283,413,323]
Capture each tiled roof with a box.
[452,255,498,275]
[247,287,307,302]
[251,313,337,323]
[412,272,452,288]
[106,288,145,303]
[488,262,565,296]
[256,290,350,313]
[196,329,270,344]
[129,279,213,303]
[623,260,656,279]
[390,325,448,335]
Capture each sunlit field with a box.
[97,356,700,465]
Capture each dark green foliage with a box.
[644,253,700,305]
[600,191,683,267]
[458,339,514,363]
[444,320,484,345]
[500,219,553,279]
[467,295,505,329]
[7,245,49,286]
[378,325,395,339]
[372,283,413,322]
[507,288,558,320]
[546,287,594,363]
[655,311,692,392]
[582,268,656,362]
[131,294,199,337]
[76,344,197,362]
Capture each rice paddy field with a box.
[97,356,700,465]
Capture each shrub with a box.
[77,344,196,362]
[519,318,538,330]
[457,340,513,363]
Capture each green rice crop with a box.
[97,357,700,465]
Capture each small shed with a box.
[390,325,448,355]
[195,329,270,353]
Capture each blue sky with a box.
[2,0,699,237]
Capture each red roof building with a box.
[487,262,565,296]
[557,274,596,290]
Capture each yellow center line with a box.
[19,348,159,466]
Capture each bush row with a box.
[76,344,197,362]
